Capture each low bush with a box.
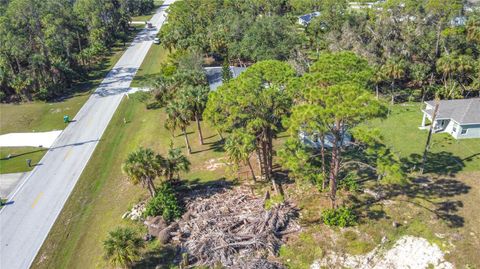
[264,194,285,210]
[322,206,357,227]
[339,172,359,192]
[143,183,182,222]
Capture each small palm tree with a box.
[122,147,163,197]
[103,227,144,268]
[183,85,210,145]
[162,143,191,182]
[165,99,193,154]
[381,58,407,104]
[225,131,257,182]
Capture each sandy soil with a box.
[0,131,62,148]
[311,236,453,269]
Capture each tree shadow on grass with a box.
[175,177,236,201]
[354,175,471,228]
[133,245,178,269]
[401,151,466,176]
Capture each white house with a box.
[421,98,480,139]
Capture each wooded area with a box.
[0,0,154,101]
[159,0,480,102]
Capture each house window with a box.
[461,128,468,135]
[453,123,458,132]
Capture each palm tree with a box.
[103,227,144,268]
[162,143,191,182]
[381,59,406,104]
[165,99,193,154]
[122,147,163,197]
[467,16,480,44]
[225,131,257,182]
[183,85,210,145]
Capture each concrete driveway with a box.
[0,1,175,268]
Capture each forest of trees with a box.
[153,0,479,208]
[0,0,154,102]
[159,0,480,102]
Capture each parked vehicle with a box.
[147,22,153,29]
[153,38,160,44]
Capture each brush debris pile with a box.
[171,184,300,268]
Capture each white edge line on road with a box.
[1,130,64,203]
[25,95,126,269]
[26,4,170,263]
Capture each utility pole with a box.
[420,99,440,174]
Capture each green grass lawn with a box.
[131,1,164,22]
[0,147,47,174]
[368,103,480,172]
[279,102,480,268]
[32,93,226,269]
[130,45,170,88]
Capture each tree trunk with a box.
[183,128,192,154]
[217,130,224,141]
[390,81,395,105]
[146,178,156,197]
[246,158,256,182]
[320,133,327,191]
[329,124,341,209]
[256,147,264,178]
[195,113,204,145]
[420,101,440,174]
[375,85,379,99]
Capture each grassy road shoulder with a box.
[33,93,225,269]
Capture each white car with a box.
[153,37,160,44]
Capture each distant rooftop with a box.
[298,12,321,26]
[204,66,246,91]
[424,98,480,125]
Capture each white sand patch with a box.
[205,158,227,171]
[0,131,62,148]
[311,236,453,269]
[128,87,151,94]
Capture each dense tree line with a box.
[160,0,479,101]
[0,0,154,102]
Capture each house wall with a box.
[458,124,480,139]
[444,120,455,134]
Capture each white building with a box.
[421,98,480,139]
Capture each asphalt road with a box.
[0,1,175,268]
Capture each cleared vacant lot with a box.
[33,93,480,269]
[33,92,226,269]
[280,103,480,268]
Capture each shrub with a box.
[146,101,162,110]
[322,206,357,227]
[143,183,182,222]
[264,194,284,210]
[103,227,144,267]
[339,172,359,192]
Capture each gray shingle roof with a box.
[424,98,480,125]
[204,66,246,91]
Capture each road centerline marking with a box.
[31,192,44,208]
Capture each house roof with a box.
[423,98,480,125]
[204,66,246,91]
[298,12,320,24]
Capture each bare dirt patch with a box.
[312,235,453,269]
